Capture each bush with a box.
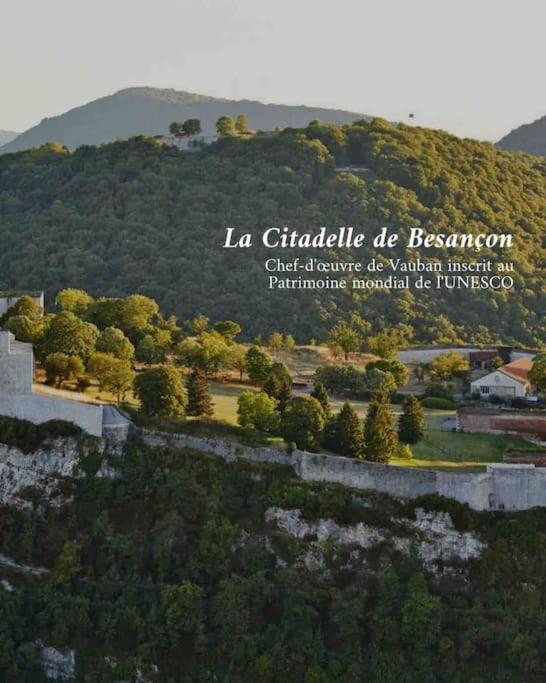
[489,394,505,405]
[0,416,83,453]
[420,397,456,410]
[510,397,528,409]
[423,382,454,401]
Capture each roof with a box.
[499,357,533,384]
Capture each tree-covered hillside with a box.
[0,119,544,345]
[0,87,369,154]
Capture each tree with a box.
[137,334,166,364]
[226,344,247,381]
[88,352,134,403]
[187,314,209,335]
[44,353,84,388]
[5,315,42,343]
[363,399,397,463]
[169,121,185,143]
[366,359,408,388]
[333,402,365,459]
[366,367,397,401]
[96,326,135,360]
[55,289,93,316]
[134,366,187,417]
[40,311,99,361]
[268,332,284,352]
[186,369,214,416]
[0,295,43,327]
[214,320,241,342]
[327,322,361,360]
[182,118,202,144]
[245,346,272,384]
[216,115,236,137]
[281,396,325,450]
[529,355,546,394]
[176,332,230,375]
[263,362,292,412]
[398,395,425,444]
[314,364,366,396]
[310,382,331,418]
[119,294,159,339]
[237,390,279,433]
[283,334,296,351]
[429,352,469,381]
[235,113,249,134]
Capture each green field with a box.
[208,381,532,471]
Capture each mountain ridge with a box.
[0,86,372,154]
[497,114,546,156]
[0,129,18,146]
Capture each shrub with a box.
[0,415,83,453]
[420,397,456,410]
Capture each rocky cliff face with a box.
[0,438,116,508]
[265,506,486,574]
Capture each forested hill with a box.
[0,87,369,154]
[0,120,544,346]
[497,114,546,156]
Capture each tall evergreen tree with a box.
[398,395,425,444]
[364,399,397,463]
[311,382,331,418]
[186,369,214,417]
[335,402,365,459]
[263,362,292,412]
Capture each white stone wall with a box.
[139,429,546,512]
[0,395,103,437]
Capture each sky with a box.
[1,0,545,141]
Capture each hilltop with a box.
[0,129,18,146]
[497,114,546,156]
[0,120,544,346]
[0,87,370,154]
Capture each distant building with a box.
[0,331,128,438]
[0,291,44,318]
[470,357,534,399]
[469,350,499,370]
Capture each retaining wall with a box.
[0,395,103,437]
[138,429,546,512]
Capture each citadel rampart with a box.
[138,429,546,512]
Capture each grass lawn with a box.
[208,382,533,471]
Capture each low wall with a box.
[458,407,546,440]
[138,428,546,512]
[397,346,496,364]
[0,394,103,437]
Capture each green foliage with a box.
[420,397,456,410]
[363,399,397,462]
[39,311,98,361]
[55,288,93,316]
[96,326,135,360]
[0,129,542,345]
[328,402,365,459]
[314,364,367,397]
[176,331,230,375]
[216,115,236,136]
[310,382,331,418]
[281,396,325,450]
[327,321,361,360]
[398,395,425,444]
[245,346,272,384]
[237,390,279,433]
[263,362,293,412]
[186,369,214,417]
[0,415,83,452]
[530,355,546,393]
[134,365,187,417]
[366,358,408,388]
[429,352,470,381]
[88,352,135,402]
[44,352,84,388]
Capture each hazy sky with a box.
[2,0,545,140]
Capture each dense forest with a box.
[0,119,544,345]
[3,439,546,681]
